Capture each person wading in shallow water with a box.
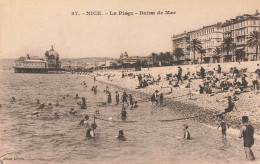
[183,124,191,140]
[107,91,112,103]
[118,130,127,141]
[122,91,128,106]
[115,91,119,104]
[217,116,229,138]
[239,116,255,161]
[81,97,87,109]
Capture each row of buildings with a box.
[172,10,260,64]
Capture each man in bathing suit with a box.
[239,116,255,161]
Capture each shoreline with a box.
[84,75,260,138]
[84,62,260,135]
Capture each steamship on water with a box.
[13,45,64,73]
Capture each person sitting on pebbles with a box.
[69,108,77,115]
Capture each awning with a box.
[236,47,245,50]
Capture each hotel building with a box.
[171,31,191,65]
[189,22,223,64]
[222,10,260,62]
[172,10,260,64]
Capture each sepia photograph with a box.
[0,0,260,163]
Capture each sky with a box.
[0,0,259,59]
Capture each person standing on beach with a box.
[115,91,120,104]
[239,116,255,161]
[107,91,112,103]
[159,93,164,106]
[177,66,183,84]
[138,74,142,87]
[129,94,134,108]
[217,65,222,74]
[151,90,159,106]
[200,66,205,79]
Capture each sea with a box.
[0,70,259,164]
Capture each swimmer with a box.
[183,124,191,140]
[32,111,39,116]
[133,101,138,108]
[54,112,60,118]
[118,107,128,120]
[86,128,96,138]
[81,97,87,109]
[39,103,45,109]
[118,130,127,141]
[11,97,16,102]
[36,99,40,104]
[48,103,52,109]
[79,114,89,126]
[69,108,77,115]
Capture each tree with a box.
[198,48,206,64]
[235,49,244,62]
[188,39,202,64]
[221,37,235,62]
[173,48,184,65]
[151,53,158,66]
[246,31,260,61]
[165,52,173,65]
[158,52,165,66]
[213,47,222,63]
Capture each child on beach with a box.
[217,117,229,138]
[183,124,191,140]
